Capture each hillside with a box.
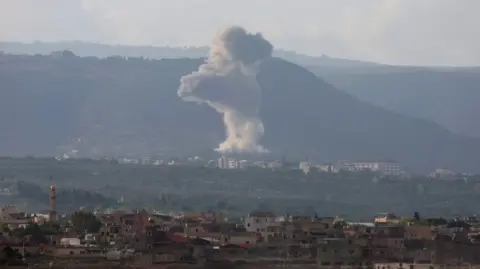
[1,53,480,172]
[310,66,480,138]
[3,42,479,138]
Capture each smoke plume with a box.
[178,26,273,153]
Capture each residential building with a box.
[201,211,227,224]
[217,156,227,169]
[299,161,311,174]
[0,205,30,228]
[428,168,455,180]
[222,232,258,246]
[267,160,283,170]
[316,238,365,266]
[217,156,239,169]
[97,209,150,249]
[238,160,248,169]
[244,211,276,233]
[404,225,434,240]
[375,213,401,224]
[227,158,238,169]
[316,164,334,173]
[351,161,402,176]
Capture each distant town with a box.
[70,154,463,180]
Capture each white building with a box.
[267,160,283,170]
[316,164,334,172]
[299,161,311,174]
[227,158,238,169]
[218,156,239,169]
[238,160,249,169]
[253,161,267,168]
[217,156,227,169]
[244,211,276,233]
[351,161,402,176]
[428,168,455,179]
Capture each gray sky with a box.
[1,0,479,66]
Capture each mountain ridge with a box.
[1,52,480,172]
[4,42,479,138]
[0,41,381,68]
[312,67,480,138]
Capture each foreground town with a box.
[1,197,480,269]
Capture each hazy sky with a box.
[1,0,478,66]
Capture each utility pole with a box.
[281,242,290,268]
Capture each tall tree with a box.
[414,211,421,221]
[70,211,102,234]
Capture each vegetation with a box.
[70,211,102,234]
[313,67,480,138]
[1,157,480,219]
[1,246,24,265]
[1,52,480,172]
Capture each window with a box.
[245,241,250,244]
[69,251,74,255]
[247,223,250,227]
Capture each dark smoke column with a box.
[178,26,273,153]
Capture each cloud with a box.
[0,0,479,65]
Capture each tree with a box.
[23,223,48,244]
[0,224,10,234]
[1,246,16,265]
[70,211,102,234]
[414,211,421,221]
[1,246,14,258]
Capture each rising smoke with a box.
[177,26,273,153]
